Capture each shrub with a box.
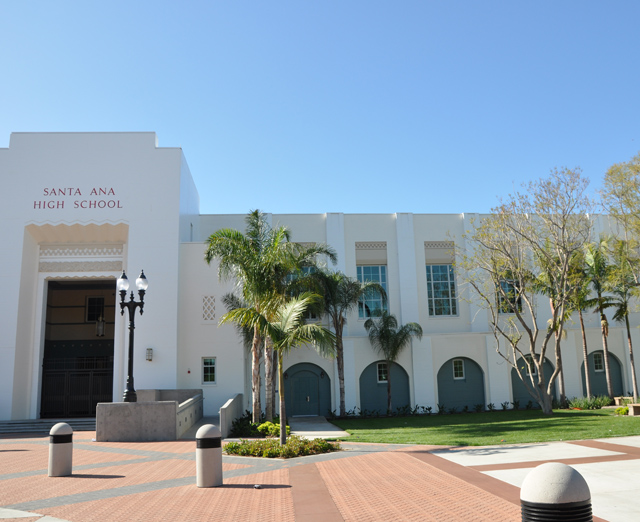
[615,406,629,416]
[422,406,433,415]
[568,396,614,410]
[526,400,534,410]
[224,435,340,458]
[474,404,484,413]
[437,403,446,414]
[487,403,496,412]
[511,400,520,410]
[501,401,510,411]
[257,421,290,438]
[396,405,412,416]
[230,410,261,438]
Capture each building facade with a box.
[1,133,636,421]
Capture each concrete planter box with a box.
[96,389,203,442]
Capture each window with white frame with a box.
[453,359,465,379]
[202,357,216,384]
[426,265,457,316]
[377,362,388,383]
[593,352,604,372]
[357,265,387,318]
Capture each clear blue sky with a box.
[2,1,639,215]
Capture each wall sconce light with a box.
[146,348,153,361]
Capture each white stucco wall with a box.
[0,133,197,419]
[2,131,638,421]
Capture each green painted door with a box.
[291,370,319,416]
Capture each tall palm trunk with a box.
[272,350,278,417]
[251,325,262,423]
[386,360,393,414]
[625,314,639,400]
[597,299,614,398]
[334,319,346,417]
[278,350,287,445]
[264,336,274,421]
[579,309,592,398]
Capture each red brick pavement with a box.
[2,434,599,522]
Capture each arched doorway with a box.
[437,357,485,411]
[283,363,332,417]
[359,361,410,414]
[511,356,557,407]
[581,351,624,397]
[40,279,115,418]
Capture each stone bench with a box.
[628,404,640,416]
[614,396,633,406]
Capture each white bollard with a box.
[48,422,73,477]
[196,424,223,487]
[520,462,592,521]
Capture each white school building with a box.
[1,132,637,421]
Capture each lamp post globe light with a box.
[117,270,148,403]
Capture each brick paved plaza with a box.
[4,430,640,521]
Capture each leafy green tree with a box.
[584,238,616,398]
[307,269,386,417]
[602,152,640,261]
[222,293,335,444]
[457,168,592,414]
[364,311,422,413]
[609,240,640,399]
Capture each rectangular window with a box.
[86,296,105,323]
[498,280,522,314]
[453,359,465,379]
[594,352,604,372]
[377,362,388,383]
[426,265,457,316]
[357,265,387,318]
[202,357,216,384]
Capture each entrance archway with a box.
[511,356,557,408]
[283,363,332,417]
[581,351,624,397]
[437,357,485,411]
[359,361,410,414]
[40,280,115,417]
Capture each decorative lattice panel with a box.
[202,296,216,322]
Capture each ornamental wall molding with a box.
[39,260,123,273]
[40,244,124,260]
[424,241,454,250]
[355,241,387,250]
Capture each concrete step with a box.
[0,418,96,434]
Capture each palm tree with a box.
[364,311,422,413]
[204,210,295,422]
[222,293,335,444]
[308,269,386,417]
[609,240,640,399]
[566,251,594,398]
[584,238,616,398]
[205,210,336,422]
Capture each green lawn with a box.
[331,409,640,446]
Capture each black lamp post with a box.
[117,270,148,403]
